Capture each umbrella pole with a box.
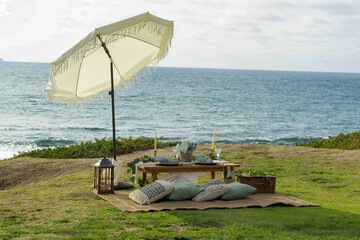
[110,62,117,161]
[97,35,117,161]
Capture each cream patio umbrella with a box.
[46,12,174,161]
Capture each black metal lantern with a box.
[94,156,114,194]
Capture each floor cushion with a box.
[129,180,174,205]
[168,182,204,201]
[201,178,224,188]
[220,182,256,200]
[192,184,230,202]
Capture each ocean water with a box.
[1,62,360,160]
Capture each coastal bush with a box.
[297,131,360,150]
[15,137,177,159]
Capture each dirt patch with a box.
[0,147,177,190]
[0,158,94,190]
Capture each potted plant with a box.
[177,141,197,162]
[127,155,154,186]
[236,169,277,193]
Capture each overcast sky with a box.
[0,0,359,73]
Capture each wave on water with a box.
[66,127,109,132]
[0,138,77,160]
[0,148,18,160]
[33,138,77,148]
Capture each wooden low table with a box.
[137,163,238,185]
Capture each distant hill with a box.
[0,58,4,62]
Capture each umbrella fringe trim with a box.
[46,61,159,107]
[51,20,172,77]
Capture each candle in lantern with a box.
[211,130,216,155]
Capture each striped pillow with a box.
[192,184,231,202]
[202,178,224,188]
[129,180,174,205]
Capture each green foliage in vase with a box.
[178,141,197,153]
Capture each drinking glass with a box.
[173,145,180,159]
[173,146,177,159]
[215,145,221,160]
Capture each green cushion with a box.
[220,182,256,200]
[168,182,204,201]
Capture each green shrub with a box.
[15,137,177,159]
[237,168,277,177]
[127,155,155,186]
[297,131,360,150]
[235,168,277,182]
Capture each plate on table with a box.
[194,162,217,165]
[182,162,194,165]
[156,163,182,166]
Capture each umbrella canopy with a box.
[46,12,174,160]
[46,12,173,105]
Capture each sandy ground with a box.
[1,144,359,190]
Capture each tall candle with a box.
[211,130,216,155]
[155,131,157,151]
[154,130,157,157]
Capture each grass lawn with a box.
[0,144,359,239]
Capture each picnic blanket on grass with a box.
[94,190,319,212]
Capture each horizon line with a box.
[1,59,359,75]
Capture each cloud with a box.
[260,15,285,22]
[311,1,360,15]
[0,0,359,73]
[251,27,263,33]
[0,0,11,18]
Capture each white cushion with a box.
[201,178,224,188]
[192,184,231,202]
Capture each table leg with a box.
[211,171,215,180]
[152,173,158,182]
[142,172,147,186]
[231,166,235,179]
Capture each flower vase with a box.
[180,152,193,162]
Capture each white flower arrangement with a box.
[177,141,197,153]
